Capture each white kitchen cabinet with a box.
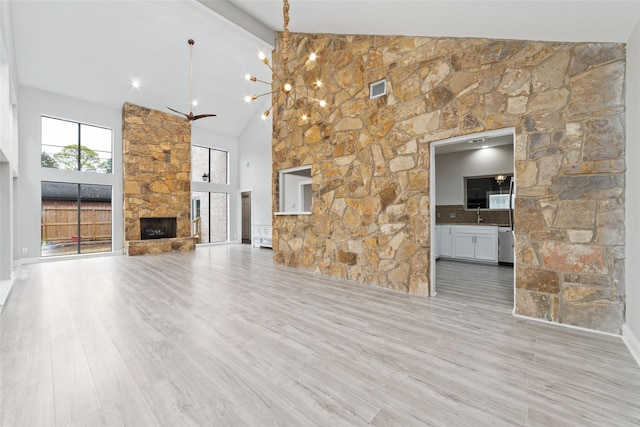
[474,232,498,262]
[453,230,476,259]
[437,225,498,263]
[439,225,454,258]
[453,225,498,263]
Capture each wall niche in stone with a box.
[277,165,312,214]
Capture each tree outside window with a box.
[41,116,112,173]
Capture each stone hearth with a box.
[122,102,197,256]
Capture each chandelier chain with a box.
[282,0,290,75]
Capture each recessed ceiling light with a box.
[481,145,489,149]
[131,80,140,89]
[192,100,198,107]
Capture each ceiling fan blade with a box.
[192,114,218,120]
[167,107,189,118]
[168,39,218,121]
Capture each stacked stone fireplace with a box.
[122,102,197,255]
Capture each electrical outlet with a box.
[22,247,27,253]
[449,212,456,218]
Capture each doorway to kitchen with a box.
[430,128,516,312]
[241,190,252,244]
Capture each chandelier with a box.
[495,174,507,185]
[244,0,326,121]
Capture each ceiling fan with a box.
[168,39,217,121]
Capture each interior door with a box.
[241,192,251,243]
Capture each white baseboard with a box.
[0,275,16,306]
[623,324,640,368]
[512,312,621,337]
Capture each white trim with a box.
[298,179,312,212]
[513,312,622,338]
[512,312,622,338]
[275,212,312,216]
[0,275,16,306]
[18,250,121,265]
[623,324,640,367]
[278,165,312,213]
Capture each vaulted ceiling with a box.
[10,1,640,137]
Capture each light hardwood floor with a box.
[2,245,639,426]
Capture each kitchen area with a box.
[431,131,515,308]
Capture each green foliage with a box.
[41,151,58,168]
[50,144,111,173]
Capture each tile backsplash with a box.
[436,205,510,226]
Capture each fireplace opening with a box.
[140,217,177,240]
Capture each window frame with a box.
[463,174,513,210]
[41,115,113,174]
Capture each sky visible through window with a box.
[41,116,112,173]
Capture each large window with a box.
[41,182,112,256]
[191,145,229,243]
[192,146,227,184]
[192,191,228,243]
[464,174,513,210]
[41,116,114,257]
[41,116,112,173]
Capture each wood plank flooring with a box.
[2,245,639,426]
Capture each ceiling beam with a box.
[197,0,275,47]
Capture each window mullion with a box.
[77,123,82,171]
[76,183,81,254]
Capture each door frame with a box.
[429,127,516,300]
[238,188,253,245]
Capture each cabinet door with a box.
[454,232,475,259]
[434,226,441,258]
[440,226,453,257]
[474,233,498,262]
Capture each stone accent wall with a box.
[122,102,196,255]
[270,34,626,333]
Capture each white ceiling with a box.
[10,1,640,137]
[229,0,640,44]
[434,134,513,155]
[10,1,274,136]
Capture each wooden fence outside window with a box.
[41,206,112,242]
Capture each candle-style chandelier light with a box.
[244,0,327,121]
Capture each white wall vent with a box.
[369,79,386,99]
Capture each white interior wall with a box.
[237,106,272,229]
[624,19,640,364]
[190,126,240,242]
[17,85,122,260]
[0,0,18,303]
[435,144,514,206]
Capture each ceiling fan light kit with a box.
[168,39,217,122]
